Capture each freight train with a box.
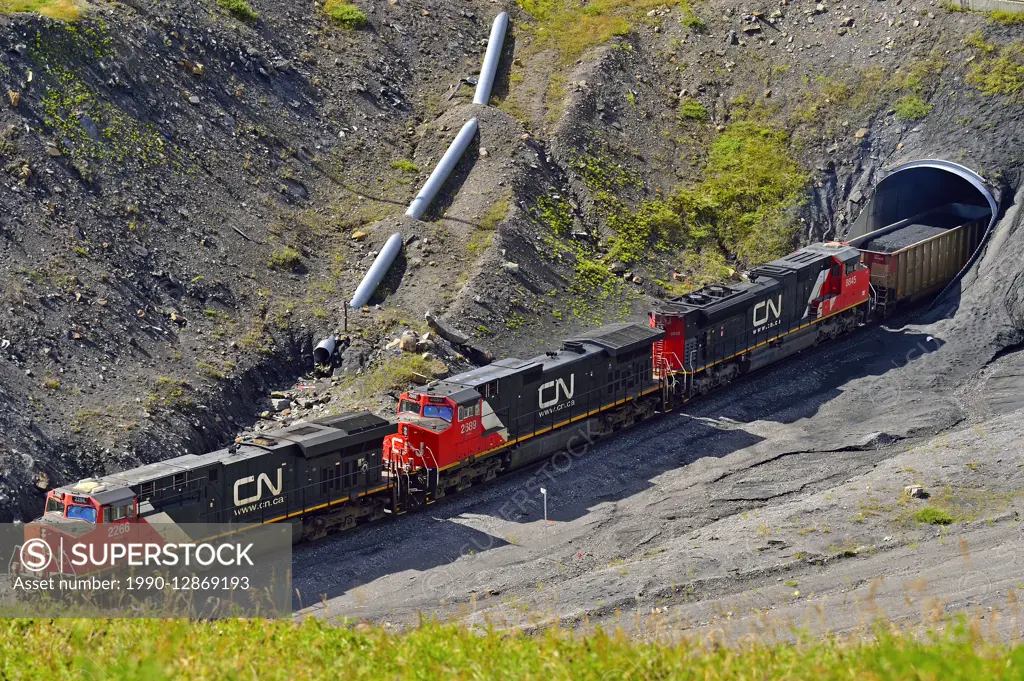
[14,206,988,571]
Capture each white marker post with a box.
[540,488,548,525]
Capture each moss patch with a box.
[268,246,301,271]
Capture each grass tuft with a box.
[964,33,1024,99]
[217,0,258,23]
[324,0,367,28]
[679,97,708,121]
[268,246,301,271]
[914,506,955,525]
[988,9,1024,24]
[893,94,932,120]
[359,354,447,397]
[516,0,686,65]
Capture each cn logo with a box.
[753,295,782,326]
[538,374,575,409]
[234,468,283,506]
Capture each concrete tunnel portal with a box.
[847,160,1001,304]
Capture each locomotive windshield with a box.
[422,405,453,422]
[66,504,97,523]
[399,399,420,415]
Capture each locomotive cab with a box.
[385,384,507,474]
[386,393,456,470]
[15,480,143,577]
[42,480,138,526]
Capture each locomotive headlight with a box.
[402,425,408,436]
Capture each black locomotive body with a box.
[46,413,396,534]
[652,243,869,392]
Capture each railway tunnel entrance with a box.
[847,160,1001,309]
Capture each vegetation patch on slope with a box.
[965,32,1024,100]
[674,121,807,268]
[323,0,367,29]
[516,0,692,65]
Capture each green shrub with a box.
[217,0,258,23]
[914,506,954,525]
[893,94,932,121]
[324,0,367,28]
[679,97,708,121]
[268,246,301,271]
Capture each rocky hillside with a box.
[0,0,1022,522]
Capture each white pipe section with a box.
[473,12,509,105]
[405,118,479,220]
[349,232,404,309]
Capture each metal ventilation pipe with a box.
[349,232,404,309]
[405,118,479,220]
[473,12,509,106]
[313,336,337,365]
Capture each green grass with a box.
[480,196,510,230]
[914,506,955,525]
[894,94,932,121]
[323,0,367,28]
[268,246,301,271]
[516,0,684,65]
[389,159,419,174]
[964,33,1024,99]
[217,0,258,22]
[2,617,1023,680]
[674,121,807,267]
[679,97,708,121]
[0,0,79,19]
[988,9,1024,24]
[359,354,447,396]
